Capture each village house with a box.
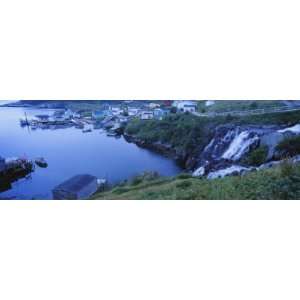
[109,106,123,116]
[173,101,197,113]
[128,108,140,116]
[205,100,215,107]
[140,111,154,120]
[148,102,160,109]
[35,114,50,121]
[92,110,106,119]
[153,108,169,120]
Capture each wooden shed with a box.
[52,174,98,200]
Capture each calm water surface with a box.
[0,107,181,199]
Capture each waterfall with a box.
[207,165,250,179]
[278,124,300,134]
[192,166,205,177]
[222,131,258,161]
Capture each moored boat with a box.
[35,157,48,168]
[82,128,92,133]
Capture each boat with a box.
[107,131,118,137]
[20,119,30,127]
[35,157,48,168]
[82,128,92,133]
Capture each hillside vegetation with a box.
[125,110,300,154]
[92,162,300,200]
[197,100,286,113]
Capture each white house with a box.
[205,100,215,107]
[140,111,154,120]
[110,106,123,116]
[173,101,197,113]
[128,108,140,116]
[149,102,160,109]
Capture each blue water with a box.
[0,106,181,199]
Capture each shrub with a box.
[175,180,192,189]
[276,135,300,158]
[243,146,268,166]
[130,171,160,186]
[250,102,258,109]
[176,173,193,180]
[112,187,130,194]
[280,159,295,177]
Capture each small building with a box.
[35,114,50,122]
[153,108,169,120]
[140,111,154,120]
[173,101,197,113]
[52,174,98,200]
[110,106,123,116]
[92,110,106,119]
[64,109,74,119]
[205,100,215,107]
[149,102,160,109]
[128,108,140,116]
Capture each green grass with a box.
[242,145,269,166]
[276,135,300,158]
[197,100,285,113]
[91,162,300,200]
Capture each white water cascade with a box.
[207,165,250,179]
[278,124,300,134]
[222,131,259,161]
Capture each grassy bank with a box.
[91,162,300,200]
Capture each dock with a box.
[0,156,35,192]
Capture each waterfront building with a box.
[52,174,98,200]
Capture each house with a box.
[163,100,173,107]
[64,109,74,119]
[128,108,140,116]
[205,100,215,107]
[149,102,160,109]
[52,174,98,200]
[92,110,106,119]
[35,114,50,121]
[110,106,123,116]
[153,108,169,120]
[140,111,154,120]
[173,101,197,113]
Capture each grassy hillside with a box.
[125,110,300,155]
[197,100,286,113]
[91,162,300,200]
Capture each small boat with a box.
[82,128,92,133]
[35,158,48,168]
[20,119,30,127]
[107,131,118,137]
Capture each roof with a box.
[53,174,97,193]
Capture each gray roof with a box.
[53,174,97,193]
